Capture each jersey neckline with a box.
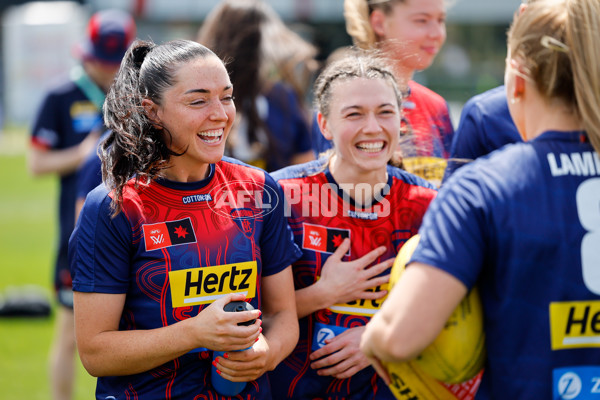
[154,163,216,191]
[323,166,393,209]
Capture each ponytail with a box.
[567,0,600,154]
[344,0,376,49]
[101,39,217,216]
[508,0,600,155]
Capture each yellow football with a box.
[387,235,486,385]
[382,359,465,400]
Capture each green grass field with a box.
[0,126,96,399]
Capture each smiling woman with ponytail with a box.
[69,38,302,399]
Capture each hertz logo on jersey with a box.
[326,283,389,317]
[550,300,600,350]
[168,262,257,308]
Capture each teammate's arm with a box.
[360,262,466,364]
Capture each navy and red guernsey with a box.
[269,159,437,399]
[69,157,302,400]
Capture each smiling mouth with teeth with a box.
[356,141,385,153]
[198,129,223,143]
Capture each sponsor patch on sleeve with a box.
[168,261,257,308]
[550,300,600,350]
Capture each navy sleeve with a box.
[309,112,333,157]
[410,165,489,290]
[286,88,312,155]
[69,186,132,293]
[76,148,103,201]
[259,172,302,276]
[31,92,61,148]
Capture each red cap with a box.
[78,9,136,65]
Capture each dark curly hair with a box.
[101,39,217,216]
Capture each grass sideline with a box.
[0,126,96,399]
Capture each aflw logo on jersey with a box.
[169,262,257,307]
[302,223,350,255]
[142,218,197,251]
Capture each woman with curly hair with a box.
[69,38,301,399]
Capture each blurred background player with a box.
[360,0,600,398]
[441,84,521,181]
[197,0,317,172]
[311,0,453,187]
[27,9,135,400]
[442,1,536,181]
[269,50,437,399]
[74,130,107,220]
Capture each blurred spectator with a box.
[197,0,317,171]
[74,130,109,220]
[27,9,135,400]
[442,1,535,181]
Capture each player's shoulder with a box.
[481,141,531,168]
[79,183,114,221]
[463,85,508,115]
[217,156,283,188]
[265,81,296,100]
[271,158,328,182]
[42,78,80,100]
[219,156,267,174]
[446,141,532,191]
[85,182,111,202]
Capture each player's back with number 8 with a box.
[360,0,600,398]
